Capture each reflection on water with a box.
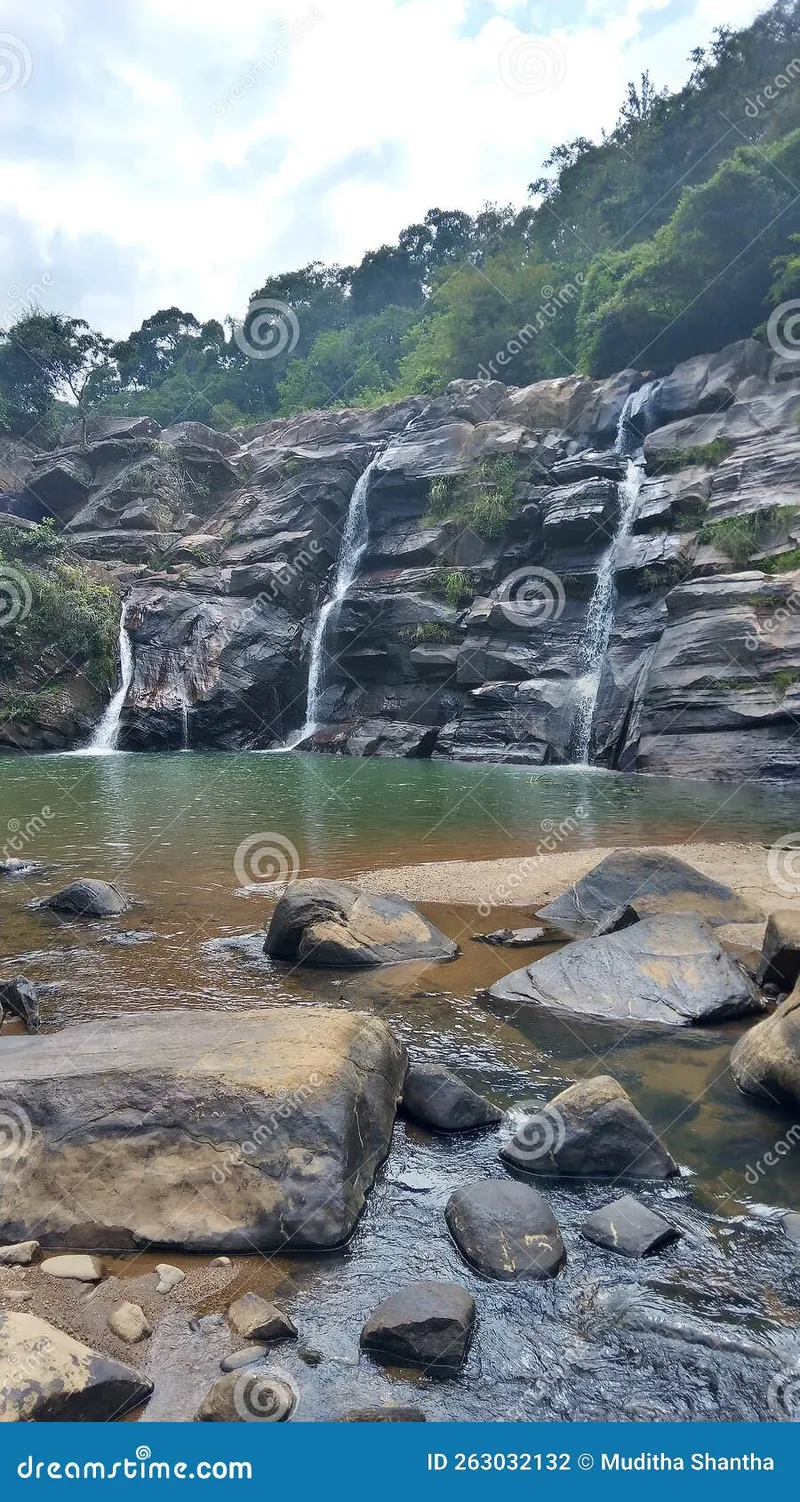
[2,752,800,1420]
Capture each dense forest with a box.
[4,0,800,445]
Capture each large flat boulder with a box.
[489,914,760,1027]
[265,879,457,967]
[0,1008,405,1251]
[536,850,758,937]
[730,987,800,1109]
[0,1311,152,1421]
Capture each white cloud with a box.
[0,0,770,334]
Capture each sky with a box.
[0,0,770,338]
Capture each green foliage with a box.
[437,570,475,608]
[401,622,459,646]
[774,668,800,695]
[764,546,800,573]
[0,529,119,695]
[654,439,733,472]
[425,456,519,539]
[697,506,799,566]
[277,306,418,413]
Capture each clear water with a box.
[2,750,800,1420]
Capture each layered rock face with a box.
[3,339,800,777]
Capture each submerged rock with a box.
[581,1195,681,1257]
[536,850,758,937]
[265,878,457,967]
[37,878,130,918]
[489,914,759,1026]
[445,1179,565,1280]
[757,910,800,991]
[401,1063,502,1132]
[500,1075,679,1180]
[226,1292,296,1343]
[0,858,44,878]
[196,1370,295,1422]
[0,1007,405,1251]
[360,1281,475,1373]
[473,926,553,947]
[0,1311,152,1420]
[0,977,40,1032]
[730,986,800,1109]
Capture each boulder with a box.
[581,1194,681,1257]
[500,1076,678,1179]
[360,1281,475,1373]
[0,1239,38,1265]
[401,1064,502,1132]
[38,878,129,918]
[730,987,800,1109]
[0,1007,405,1251]
[0,977,40,1031]
[265,879,457,967]
[40,1254,102,1282]
[757,910,800,991]
[489,914,759,1027]
[107,1302,151,1343]
[445,1179,565,1280]
[226,1292,296,1343]
[0,1311,152,1420]
[536,850,758,937]
[0,858,43,878]
[196,1370,295,1422]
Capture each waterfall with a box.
[299,449,385,738]
[571,381,660,763]
[180,697,190,752]
[87,603,134,753]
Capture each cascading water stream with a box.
[571,381,660,763]
[86,603,134,753]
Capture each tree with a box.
[0,312,114,444]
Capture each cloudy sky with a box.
[0,0,767,337]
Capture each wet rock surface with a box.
[501,1076,679,1180]
[581,1195,682,1257]
[37,878,130,918]
[360,1281,476,1373]
[401,1064,503,1132]
[226,1292,297,1343]
[490,913,760,1026]
[445,1179,566,1280]
[265,878,458,967]
[730,985,800,1109]
[536,850,758,937]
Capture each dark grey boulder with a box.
[0,1007,405,1251]
[445,1179,565,1280]
[265,878,457,967]
[0,1311,152,1420]
[489,914,759,1027]
[38,878,129,918]
[757,910,800,991]
[473,926,553,947]
[196,1370,295,1421]
[401,1064,502,1132]
[581,1194,681,1257]
[360,1281,475,1372]
[0,858,43,878]
[731,988,800,1109]
[536,850,758,937]
[500,1076,678,1180]
[0,977,40,1031]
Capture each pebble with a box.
[220,1345,268,1372]
[155,1263,185,1294]
[211,1256,231,1267]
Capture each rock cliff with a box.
[2,337,799,780]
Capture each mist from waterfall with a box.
[571,381,660,763]
[86,603,134,753]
